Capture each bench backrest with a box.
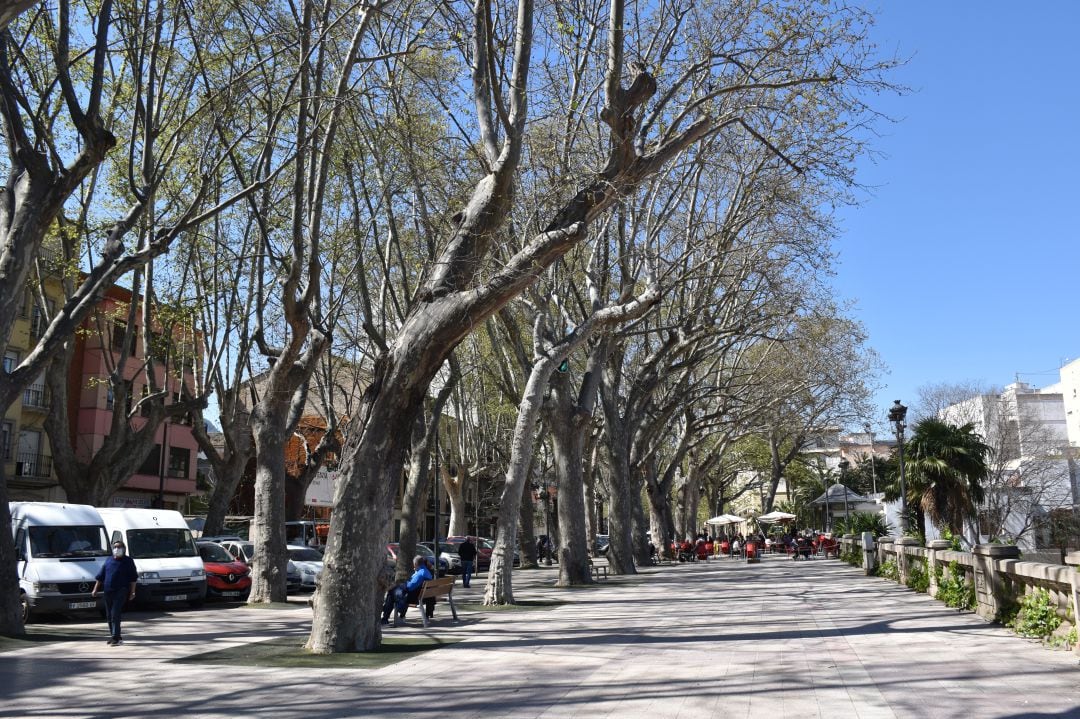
[419,576,455,599]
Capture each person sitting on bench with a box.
[381,555,434,626]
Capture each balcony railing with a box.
[15,452,52,478]
[22,384,48,409]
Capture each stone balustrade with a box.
[836,533,1079,652]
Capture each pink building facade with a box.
[71,287,199,509]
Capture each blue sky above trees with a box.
[833,1,1079,424]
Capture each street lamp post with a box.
[838,457,850,526]
[888,400,909,534]
[864,422,877,495]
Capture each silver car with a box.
[218,539,303,594]
[286,545,324,591]
[420,541,462,574]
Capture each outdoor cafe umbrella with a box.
[705,514,745,526]
[756,510,797,523]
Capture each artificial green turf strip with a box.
[173,635,461,668]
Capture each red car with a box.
[196,541,252,601]
[446,536,492,571]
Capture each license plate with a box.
[69,601,96,609]
[222,591,240,597]
[164,594,187,601]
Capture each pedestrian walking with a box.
[91,540,138,646]
[457,537,478,588]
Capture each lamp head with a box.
[887,399,907,426]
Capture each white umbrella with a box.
[757,510,797,523]
[706,514,746,526]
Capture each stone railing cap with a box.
[973,543,1021,558]
[926,540,953,549]
[895,536,921,546]
[1064,551,1080,567]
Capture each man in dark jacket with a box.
[92,540,139,645]
[457,538,478,588]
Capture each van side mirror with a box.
[16,547,26,562]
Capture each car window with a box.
[128,528,198,559]
[288,547,323,562]
[198,542,234,562]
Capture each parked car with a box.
[218,539,302,593]
[285,520,330,550]
[196,540,252,601]
[10,502,109,623]
[386,542,448,577]
[446,536,492,570]
[420,541,462,574]
[97,508,207,607]
[286,545,324,591]
[481,537,519,567]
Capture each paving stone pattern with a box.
[2,555,1079,718]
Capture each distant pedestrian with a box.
[457,537,478,588]
[91,540,138,646]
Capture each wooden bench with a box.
[395,575,458,628]
[589,559,609,581]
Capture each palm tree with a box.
[901,418,992,538]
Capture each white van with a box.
[96,508,207,606]
[10,502,110,623]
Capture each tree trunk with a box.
[444,463,467,537]
[0,469,22,636]
[307,371,423,652]
[518,472,539,569]
[484,352,554,604]
[202,449,252,537]
[584,436,599,554]
[249,422,288,603]
[549,402,592,587]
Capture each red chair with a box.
[745,541,758,562]
[720,541,730,556]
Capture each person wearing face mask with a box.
[91,541,139,646]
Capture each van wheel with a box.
[19,592,31,625]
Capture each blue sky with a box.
[833,1,1080,424]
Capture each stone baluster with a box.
[925,539,952,598]
[972,543,1021,622]
[861,532,877,576]
[1065,551,1080,654]
[895,536,920,584]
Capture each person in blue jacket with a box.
[381,555,433,626]
[91,540,139,645]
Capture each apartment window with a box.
[1,421,12,460]
[106,383,114,410]
[23,373,46,408]
[3,350,17,374]
[18,291,28,318]
[30,300,54,339]
[138,444,162,476]
[112,321,136,356]
[168,447,190,479]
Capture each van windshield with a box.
[28,526,109,558]
[127,529,198,559]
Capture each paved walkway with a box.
[3,555,1079,718]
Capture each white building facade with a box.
[941,381,1075,550]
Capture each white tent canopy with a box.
[757,510,797,523]
[705,514,746,526]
